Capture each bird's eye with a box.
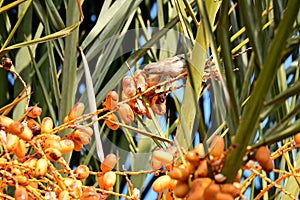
[143,66,151,72]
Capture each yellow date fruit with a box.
[41,117,54,134]
[60,139,74,154]
[35,158,48,177]
[103,171,117,188]
[6,133,19,152]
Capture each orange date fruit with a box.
[101,153,117,172]
[122,76,136,98]
[18,126,33,141]
[71,125,93,145]
[134,70,148,92]
[45,147,62,162]
[151,103,166,115]
[70,130,90,145]
[150,157,163,170]
[74,165,90,180]
[8,121,24,136]
[194,160,209,178]
[152,175,171,192]
[119,103,134,124]
[97,173,105,189]
[203,182,220,200]
[14,186,28,200]
[103,91,119,111]
[188,178,212,200]
[174,181,189,198]
[152,149,173,166]
[26,118,41,135]
[220,183,241,198]
[73,139,84,151]
[185,150,201,166]
[169,167,189,182]
[67,102,85,121]
[45,138,62,150]
[23,158,37,169]
[254,146,273,172]
[27,106,42,118]
[16,175,28,185]
[294,132,300,144]
[105,113,119,130]
[14,139,27,158]
[209,135,225,157]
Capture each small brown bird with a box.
[143,54,187,76]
